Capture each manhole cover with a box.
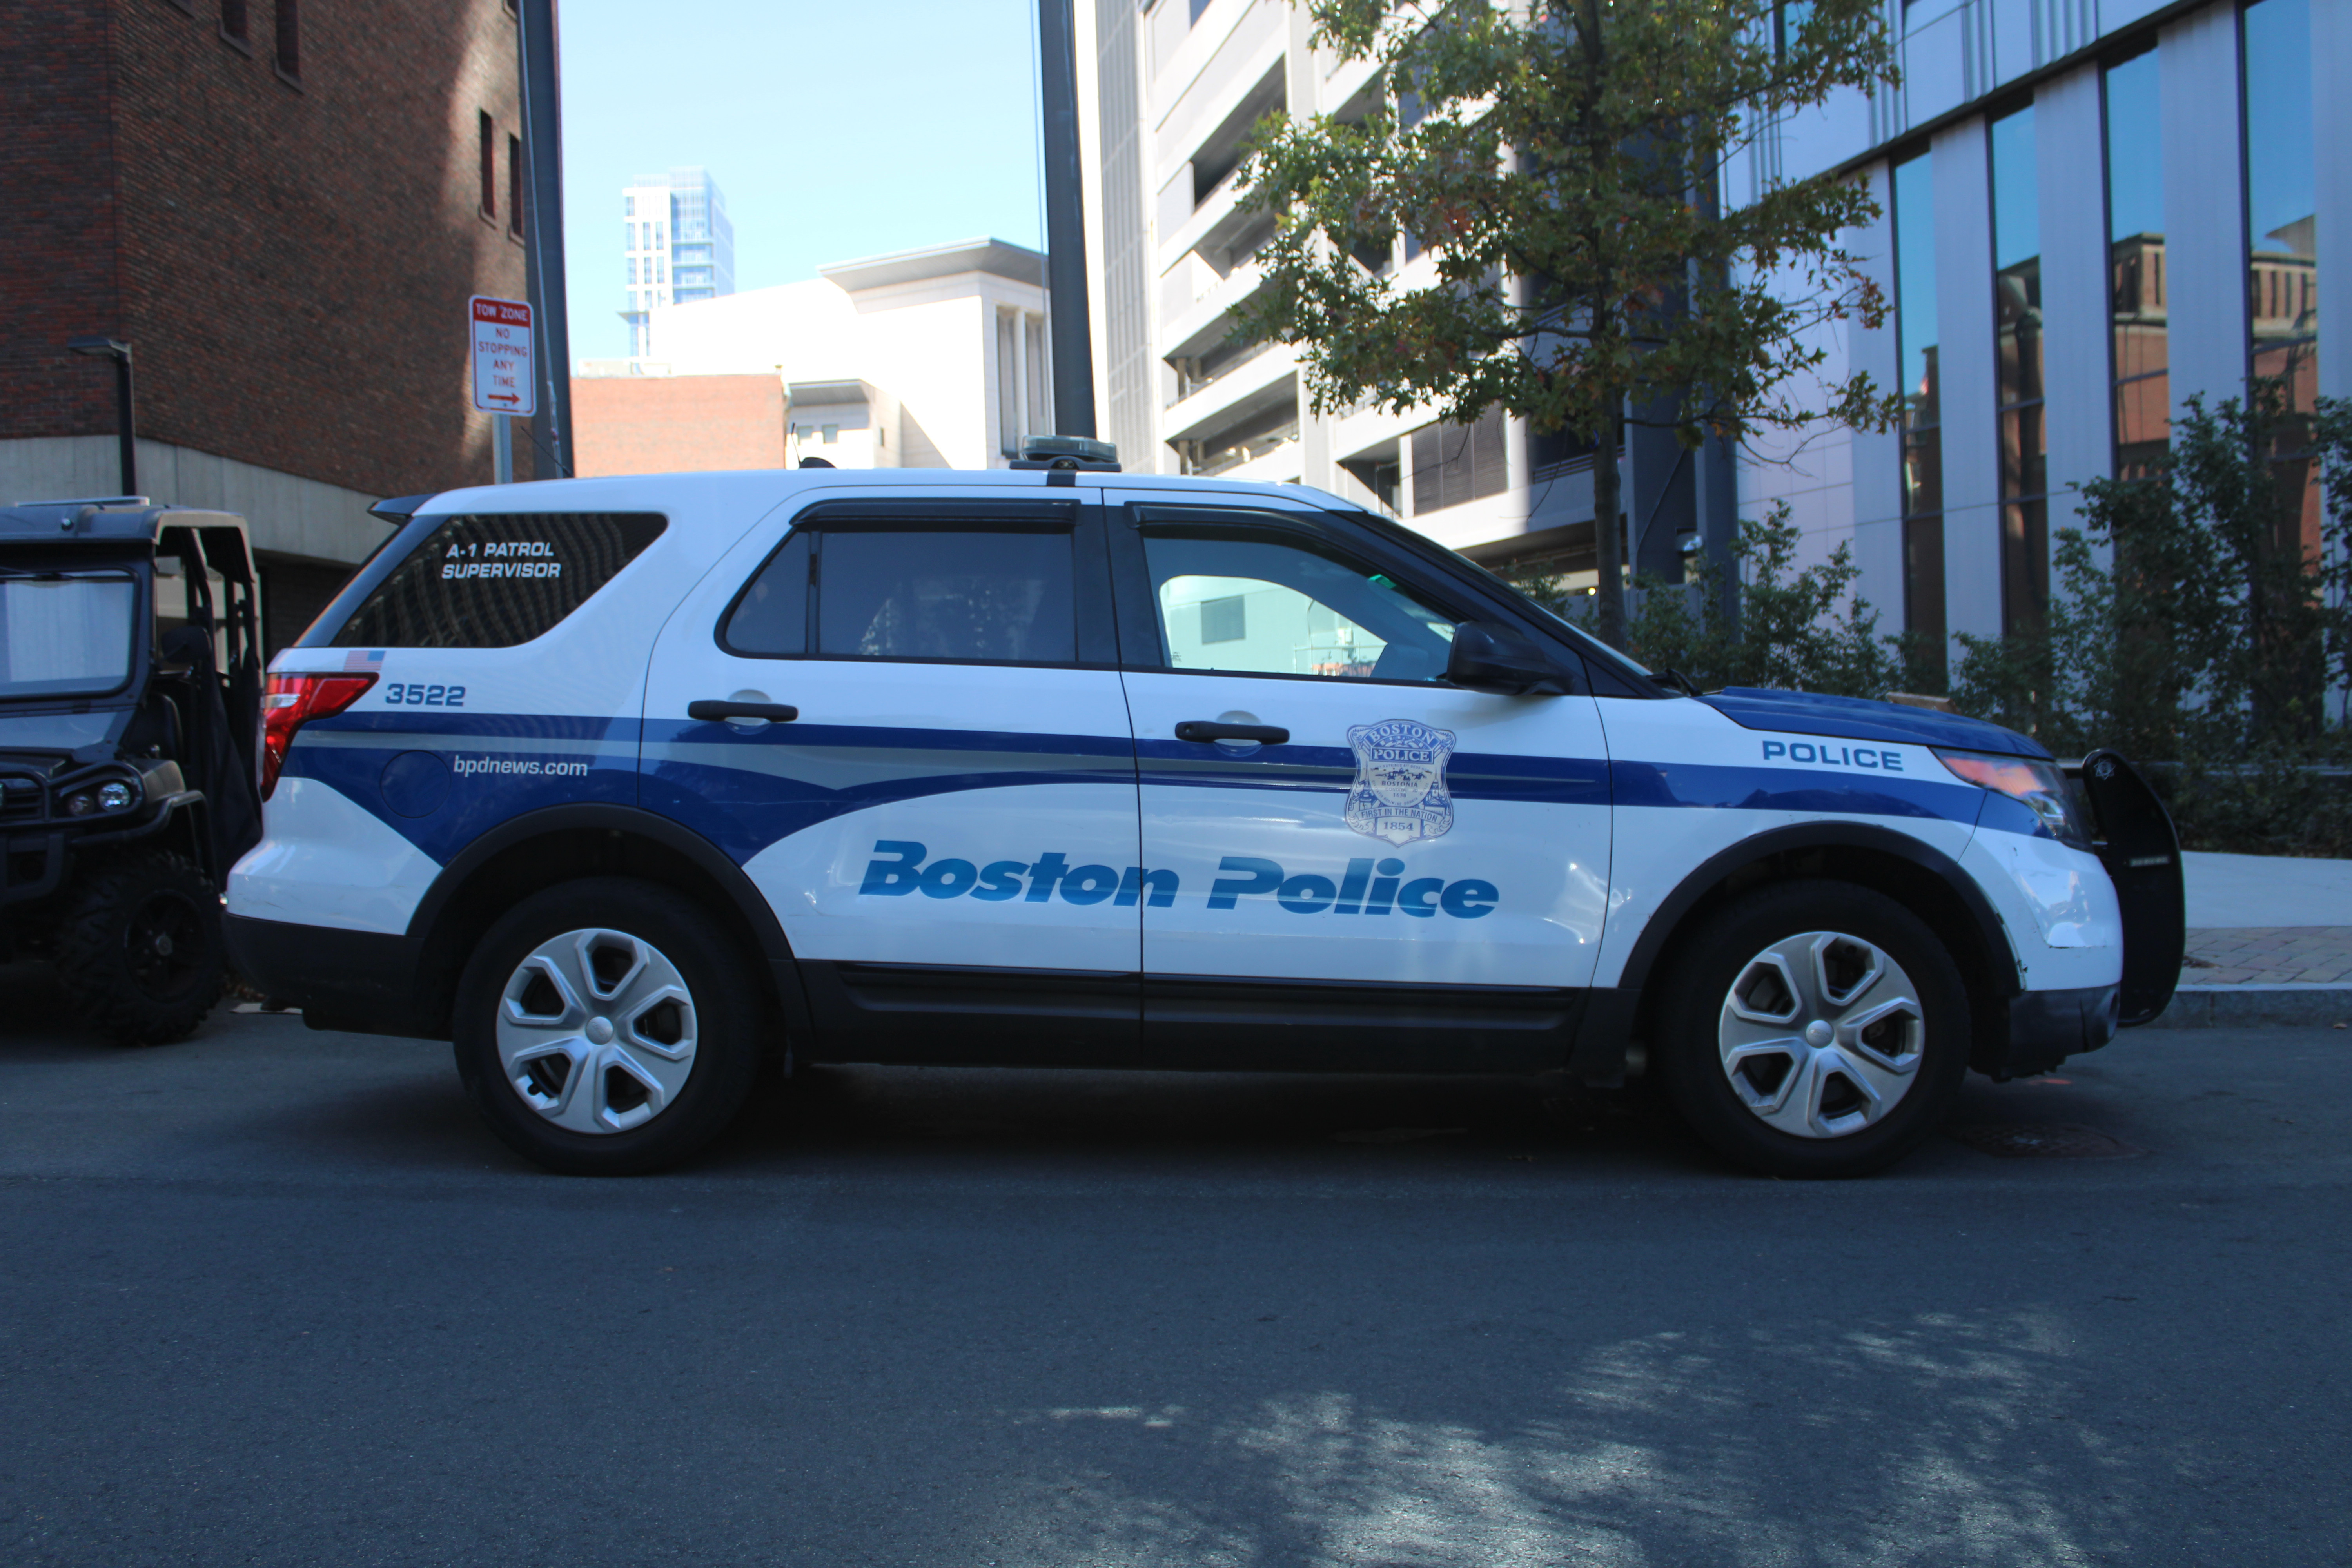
[1949,1123,2144,1159]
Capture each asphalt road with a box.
[2,968,2347,1568]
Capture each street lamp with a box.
[66,336,137,498]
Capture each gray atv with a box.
[0,498,264,1044]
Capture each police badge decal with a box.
[1345,718,1457,845]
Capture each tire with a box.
[1651,879,1970,1178]
[54,849,226,1046]
[452,877,768,1175]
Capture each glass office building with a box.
[1082,0,2344,650]
[1719,0,2341,662]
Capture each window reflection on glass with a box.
[1992,104,2047,639]
[817,531,1076,664]
[2243,0,2320,559]
[1893,149,1945,668]
[2105,48,2167,483]
[0,574,137,698]
[1144,533,1456,682]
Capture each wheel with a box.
[1652,880,1970,1178]
[54,849,226,1045]
[451,878,768,1175]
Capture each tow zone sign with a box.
[470,296,536,416]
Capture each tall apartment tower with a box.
[1077,0,2347,654]
[620,168,737,359]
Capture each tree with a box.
[1234,0,1904,649]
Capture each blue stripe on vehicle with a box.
[309,711,635,742]
[1608,759,1985,824]
[639,719,1135,757]
[279,711,1993,871]
[641,717,1140,861]
[641,761,1133,865]
[280,721,641,864]
[1131,738,1610,806]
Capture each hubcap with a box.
[1717,931,1926,1140]
[495,928,698,1135]
[124,891,206,998]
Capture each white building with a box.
[619,168,737,360]
[1075,0,2348,657]
[617,237,1054,473]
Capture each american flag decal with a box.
[341,649,386,673]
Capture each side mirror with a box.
[1445,621,1572,695]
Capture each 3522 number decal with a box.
[382,683,465,707]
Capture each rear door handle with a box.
[1174,720,1288,745]
[688,699,799,722]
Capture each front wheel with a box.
[54,849,226,1045]
[1652,880,1970,1178]
[452,878,769,1175]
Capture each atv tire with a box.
[55,849,226,1045]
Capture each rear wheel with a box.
[452,878,768,1175]
[1653,880,1969,1178]
[54,849,225,1045]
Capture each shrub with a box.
[1948,381,2352,854]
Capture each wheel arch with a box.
[1612,823,2020,1063]
[403,804,806,1045]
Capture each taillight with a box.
[261,673,377,799]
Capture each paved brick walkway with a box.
[2182,927,2352,985]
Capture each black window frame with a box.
[713,499,1116,670]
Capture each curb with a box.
[2140,984,2352,1029]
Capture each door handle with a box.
[688,699,799,722]
[1174,720,1288,745]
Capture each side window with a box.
[720,531,809,655]
[723,526,1078,665]
[330,512,666,650]
[1140,528,1458,682]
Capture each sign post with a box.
[470,296,536,484]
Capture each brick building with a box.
[574,374,785,477]
[2,0,537,650]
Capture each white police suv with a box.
[226,461,2183,1178]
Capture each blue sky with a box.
[555,0,1047,361]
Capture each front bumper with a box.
[1981,984,2122,1080]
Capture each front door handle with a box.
[1174,720,1288,745]
[688,699,800,722]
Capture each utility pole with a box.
[66,337,137,496]
[516,0,574,477]
[1037,0,1096,440]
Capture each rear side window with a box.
[330,512,666,649]
[723,526,1076,665]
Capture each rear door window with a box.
[722,525,1078,666]
[330,512,666,649]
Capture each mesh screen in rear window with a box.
[330,512,666,649]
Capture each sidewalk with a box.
[2152,852,2352,1028]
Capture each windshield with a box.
[0,572,140,699]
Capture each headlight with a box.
[97,782,135,811]
[1935,750,2092,848]
[64,791,96,817]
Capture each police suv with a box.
[226,459,2183,1178]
